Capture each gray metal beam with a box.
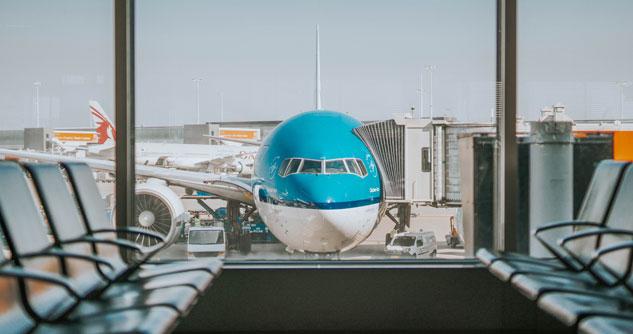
[495,0,518,252]
[114,0,135,234]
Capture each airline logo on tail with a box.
[89,101,116,145]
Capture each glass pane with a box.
[128,0,495,262]
[515,0,629,256]
[345,159,360,175]
[421,148,431,172]
[278,158,290,176]
[325,160,347,174]
[0,0,117,287]
[299,159,322,174]
[355,159,368,177]
[287,158,302,175]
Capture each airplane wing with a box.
[0,149,254,205]
[205,135,261,146]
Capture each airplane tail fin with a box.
[315,24,322,110]
[89,100,116,145]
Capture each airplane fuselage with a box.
[253,110,383,253]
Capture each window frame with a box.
[113,0,518,264]
[278,157,368,177]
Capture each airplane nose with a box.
[300,204,380,252]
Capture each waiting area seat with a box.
[477,160,633,333]
[0,161,222,333]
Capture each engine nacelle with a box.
[133,179,188,247]
[232,159,254,176]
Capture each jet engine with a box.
[133,179,188,247]
[231,158,254,176]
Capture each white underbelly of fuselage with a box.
[255,199,380,253]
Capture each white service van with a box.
[385,231,437,258]
[187,226,226,258]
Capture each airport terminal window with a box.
[4,0,623,279]
[510,1,629,256]
[134,0,497,262]
[325,160,348,174]
[0,0,505,263]
[299,159,322,174]
[421,148,431,172]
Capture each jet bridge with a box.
[354,117,500,234]
[354,117,433,204]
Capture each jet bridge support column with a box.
[385,202,412,244]
[227,200,251,254]
[397,203,411,232]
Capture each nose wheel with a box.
[196,199,254,254]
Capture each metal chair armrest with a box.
[0,267,81,299]
[587,240,633,285]
[559,228,633,248]
[61,236,144,253]
[533,220,601,237]
[92,226,166,243]
[21,248,115,271]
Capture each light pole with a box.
[33,81,42,127]
[417,72,424,118]
[192,78,202,124]
[616,81,631,121]
[219,92,224,123]
[425,65,436,119]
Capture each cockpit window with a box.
[299,159,322,174]
[278,159,290,176]
[286,158,302,176]
[345,159,360,175]
[356,159,368,176]
[279,158,368,177]
[325,160,348,174]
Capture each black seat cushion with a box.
[511,270,615,301]
[579,315,633,334]
[538,291,633,327]
[69,285,198,319]
[104,270,213,296]
[136,258,223,279]
[488,256,568,282]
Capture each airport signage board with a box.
[219,127,261,140]
[54,131,98,143]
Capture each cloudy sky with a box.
[0,0,632,129]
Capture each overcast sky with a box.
[0,0,632,130]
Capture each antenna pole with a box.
[315,24,322,110]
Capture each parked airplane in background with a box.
[53,101,258,175]
[0,25,386,253]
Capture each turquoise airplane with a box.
[252,110,383,252]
